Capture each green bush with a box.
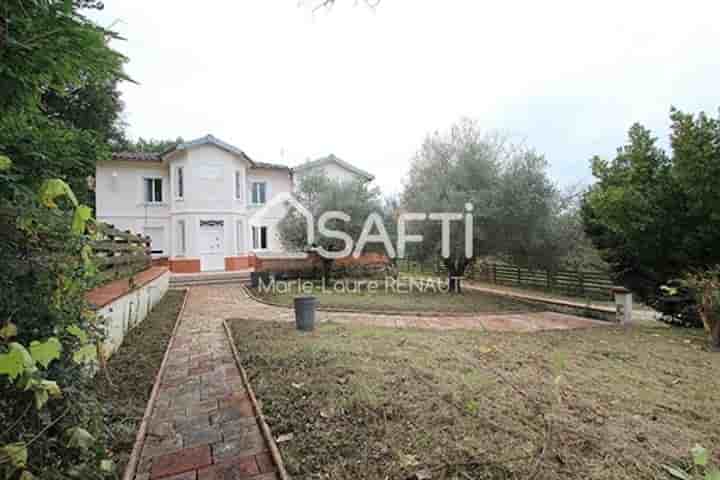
[0,159,112,479]
[582,108,720,320]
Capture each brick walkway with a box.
[134,287,282,480]
[233,286,607,332]
[133,284,606,479]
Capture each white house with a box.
[95,135,373,273]
[293,154,374,184]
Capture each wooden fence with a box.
[475,263,613,299]
[398,259,614,299]
[397,258,446,276]
[91,224,152,284]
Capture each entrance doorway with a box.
[199,220,224,271]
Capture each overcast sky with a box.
[92,0,720,195]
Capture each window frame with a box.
[143,177,163,204]
[175,166,184,200]
[235,171,243,200]
[251,181,267,205]
[251,225,268,250]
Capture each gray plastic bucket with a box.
[294,296,318,331]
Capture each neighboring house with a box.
[293,154,374,185]
[95,135,373,273]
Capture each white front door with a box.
[199,222,225,271]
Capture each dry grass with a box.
[96,289,186,474]
[229,318,718,480]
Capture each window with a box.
[177,220,186,256]
[251,182,266,205]
[144,178,163,203]
[252,226,268,250]
[175,167,184,199]
[235,171,243,200]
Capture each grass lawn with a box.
[229,318,718,479]
[96,289,185,474]
[253,278,540,314]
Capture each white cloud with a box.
[92,0,720,194]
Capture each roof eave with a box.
[294,156,374,182]
[164,135,256,167]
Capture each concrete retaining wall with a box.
[95,269,170,357]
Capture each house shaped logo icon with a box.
[248,192,314,257]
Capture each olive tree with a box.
[402,119,567,292]
[278,172,387,278]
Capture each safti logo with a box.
[250,192,474,260]
[249,192,315,258]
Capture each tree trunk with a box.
[444,257,468,294]
[698,288,719,351]
[710,317,720,352]
[321,258,333,282]
[448,273,462,293]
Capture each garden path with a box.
[132,284,607,479]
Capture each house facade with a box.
[95,135,372,273]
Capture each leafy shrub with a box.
[582,109,720,315]
[653,280,702,328]
[0,158,112,479]
[656,269,720,349]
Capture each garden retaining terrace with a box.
[86,266,170,357]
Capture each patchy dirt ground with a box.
[96,289,185,475]
[253,279,540,314]
[229,318,718,480]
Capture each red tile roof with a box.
[112,151,162,162]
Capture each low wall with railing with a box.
[86,223,168,358]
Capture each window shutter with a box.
[145,178,152,202]
[177,167,184,198]
[154,179,163,202]
[260,226,268,249]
